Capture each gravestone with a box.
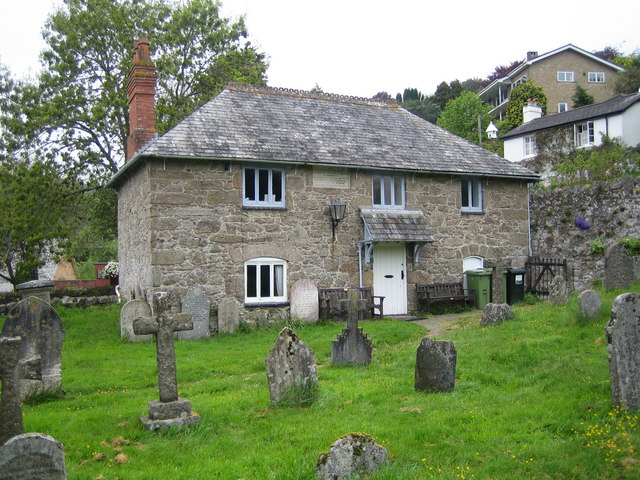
[549,274,569,305]
[290,279,319,323]
[0,337,24,445]
[0,433,66,479]
[480,303,514,326]
[265,327,318,405]
[218,297,240,334]
[415,338,457,392]
[14,280,55,302]
[604,244,634,290]
[331,291,372,365]
[133,292,200,430]
[578,289,602,319]
[316,433,387,480]
[605,293,640,409]
[178,285,211,340]
[2,297,64,399]
[120,299,153,342]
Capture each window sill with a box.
[461,209,484,215]
[242,206,287,211]
[244,301,290,308]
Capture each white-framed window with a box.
[372,174,404,208]
[523,135,538,158]
[558,102,568,113]
[588,72,605,83]
[557,71,575,82]
[461,177,483,213]
[575,121,595,147]
[244,257,287,304]
[243,166,285,207]
[513,75,527,87]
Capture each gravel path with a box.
[412,311,481,338]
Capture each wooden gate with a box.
[524,257,568,299]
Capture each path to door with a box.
[411,312,481,338]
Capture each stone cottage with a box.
[107,39,539,318]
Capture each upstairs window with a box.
[461,178,483,213]
[557,71,575,82]
[245,257,287,304]
[372,174,404,208]
[588,72,605,83]
[523,135,538,158]
[243,166,285,207]
[575,121,595,147]
[558,102,568,113]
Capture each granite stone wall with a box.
[529,177,640,291]
[116,157,532,317]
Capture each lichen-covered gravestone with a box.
[178,285,211,340]
[218,297,240,334]
[265,327,318,405]
[120,299,153,342]
[290,279,319,323]
[415,338,457,392]
[133,292,200,430]
[480,303,514,326]
[331,291,372,365]
[605,293,640,409]
[578,289,602,320]
[0,433,67,480]
[604,243,635,290]
[549,275,569,305]
[316,433,387,480]
[2,297,64,399]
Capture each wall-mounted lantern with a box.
[329,202,347,238]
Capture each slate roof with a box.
[360,209,436,243]
[109,84,539,186]
[502,92,640,139]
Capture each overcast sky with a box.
[1,0,639,98]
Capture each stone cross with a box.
[341,290,367,331]
[133,293,193,403]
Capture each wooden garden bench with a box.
[416,282,475,312]
[318,286,384,320]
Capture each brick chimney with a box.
[126,37,157,161]
[523,98,543,123]
[527,51,538,61]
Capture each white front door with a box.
[373,243,407,315]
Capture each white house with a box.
[502,92,640,162]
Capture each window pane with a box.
[246,265,257,298]
[258,169,269,202]
[394,177,403,206]
[245,168,256,201]
[461,179,469,207]
[472,181,481,208]
[383,177,392,206]
[272,170,282,202]
[260,264,271,297]
[372,176,381,205]
[273,265,284,296]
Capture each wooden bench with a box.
[416,282,475,312]
[318,286,384,320]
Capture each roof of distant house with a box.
[109,84,539,186]
[502,92,640,139]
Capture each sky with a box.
[1,0,639,99]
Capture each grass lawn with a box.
[2,285,640,479]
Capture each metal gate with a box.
[524,257,568,300]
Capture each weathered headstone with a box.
[0,337,23,445]
[605,293,640,409]
[133,292,200,430]
[578,289,602,319]
[2,297,64,399]
[14,280,55,302]
[265,327,318,405]
[480,303,514,326]
[0,433,67,480]
[415,338,457,392]
[331,291,372,365]
[316,433,387,480]
[218,297,240,334]
[120,299,153,342]
[178,285,211,340]
[604,244,634,290]
[290,279,319,323]
[549,274,569,305]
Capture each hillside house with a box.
[479,44,623,119]
[108,39,539,319]
[503,92,640,162]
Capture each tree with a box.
[572,85,594,108]
[433,80,463,110]
[396,88,440,124]
[2,0,267,180]
[614,50,640,94]
[482,59,521,88]
[0,159,77,286]
[505,81,547,130]
[436,92,493,144]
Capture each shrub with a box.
[589,236,606,255]
[619,237,640,256]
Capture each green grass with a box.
[2,285,640,479]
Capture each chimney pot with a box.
[527,51,539,61]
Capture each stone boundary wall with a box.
[0,295,119,316]
[529,177,640,291]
